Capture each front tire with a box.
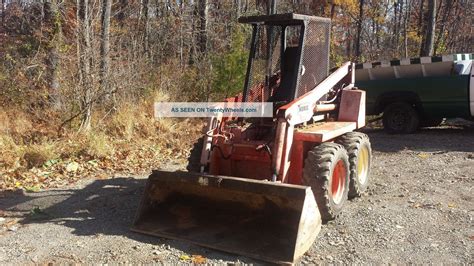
[303,143,350,221]
[336,132,372,198]
[382,102,420,134]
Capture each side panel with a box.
[356,75,470,118]
[338,89,366,128]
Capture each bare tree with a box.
[77,0,93,131]
[355,0,364,60]
[142,0,150,56]
[117,0,128,28]
[434,0,452,54]
[403,0,410,57]
[420,0,436,56]
[234,0,241,18]
[100,0,112,94]
[44,0,62,109]
[197,0,208,54]
[1,0,4,27]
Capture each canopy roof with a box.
[238,13,330,25]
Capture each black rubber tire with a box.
[336,132,372,199]
[186,137,204,172]
[382,102,420,134]
[420,118,444,128]
[303,143,350,221]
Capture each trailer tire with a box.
[382,102,419,134]
[303,143,350,221]
[336,132,372,198]
[186,137,204,173]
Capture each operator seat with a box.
[269,47,299,104]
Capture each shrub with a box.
[211,25,250,99]
[22,142,58,168]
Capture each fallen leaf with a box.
[417,153,430,159]
[8,225,18,231]
[192,255,207,264]
[4,219,18,228]
[179,255,191,261]
[24,186,41,193]
[66,162,79,172]
[43,159,60,168]
[87,160,99,167]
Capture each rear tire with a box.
[303,143,350,221]
[382,102,419,134]
[186,137,204,172]
[336,132,372,198]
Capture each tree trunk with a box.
[44,0,62,109]
[197,0,208,54]
[396,0,403,55]
[418,0,424,37]
[267,0,276,15]
[329,2,336,33]
[346,28,353,59]
[1,0,4,27]
[100,0,112,95]
[77,0,93,132]
[142,0,150,55]
[403,0,410,57]
[355,0,364,60]
[393,1,398,53]
[420,0,436,56]
[235,0,241,18]
[434,0,452,55]
[118,0,128,28]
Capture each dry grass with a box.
[0,107,33,136]
[82,131,114,159]
[0,134,22,169]
[107,105,136,140]
[0,94,204,190]
[22,142,59,168]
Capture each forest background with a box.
[0,0,472,190]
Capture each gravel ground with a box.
[1,126,473,264]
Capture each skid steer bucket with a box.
[132,170,321,264]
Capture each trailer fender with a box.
[375,91,423,115]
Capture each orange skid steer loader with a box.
[132,13,372,264]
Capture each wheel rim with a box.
[331,160,347,205]
[357,146,369,185]
[389,109,408,130]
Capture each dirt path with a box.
[1,128,473,264]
